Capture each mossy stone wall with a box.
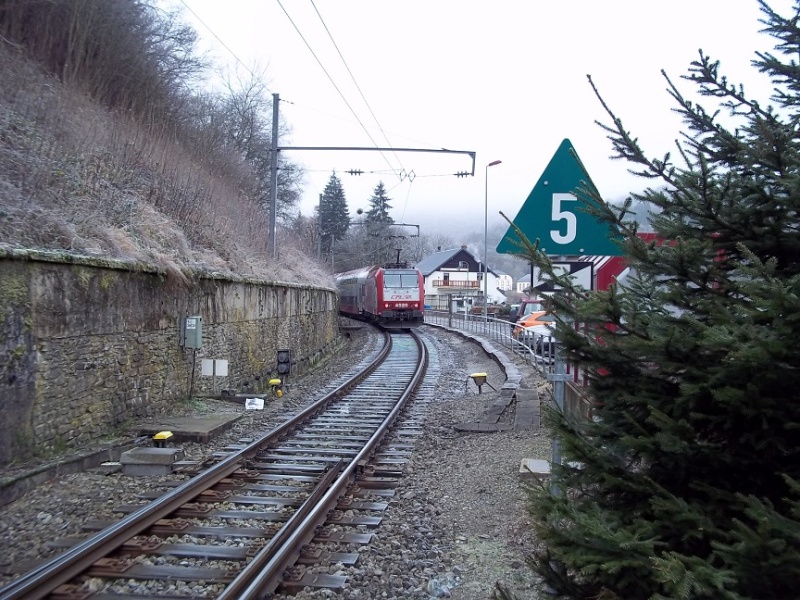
[0,250,338,466]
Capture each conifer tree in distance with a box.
[364,181,394,225]
[359,181,395,265]
[505,2,800,599]
[318,171,350,260]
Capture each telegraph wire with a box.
[309,0,407,179]
[276,0,405,183]
[276,2,379,146]
[178,0,269,93]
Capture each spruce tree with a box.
[318,171,350,260]
[513,2,800,598]
[364,181,394,224]
[359,181,396,265]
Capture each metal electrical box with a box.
[181,316,203,349]
[277,349,292,375]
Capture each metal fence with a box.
[423,310,557,376]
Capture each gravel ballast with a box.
[0,323,553,599]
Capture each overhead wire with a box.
[276,0,403,182]
[398,177,415,223]
[178,0,268,92]
[179,0,454,184]
[180,0,453,226]
[308,0,407,180]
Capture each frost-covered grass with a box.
[0,44,331,287]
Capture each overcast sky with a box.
[167,0,792,235]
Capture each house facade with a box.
[414,245,503,310]
[515,274,531,294]
[495,270,513,292]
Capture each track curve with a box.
[0,328,427,600]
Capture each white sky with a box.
[167,0,792,234]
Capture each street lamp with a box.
[484,159,502,321]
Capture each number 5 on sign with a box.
[495,138,623,257]
[551,193,577,245]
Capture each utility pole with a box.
[269,93,279,259]
[267,91,475,261]
[317,193,323,260]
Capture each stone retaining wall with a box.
[0,250,339,466]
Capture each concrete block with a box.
[122,463,173,476]
[120,447,184,466]
[519,458,550,481]
[136,415,242,443]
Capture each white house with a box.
[414,245,503,310]
[495,270,513,292]
[516,273,531,294]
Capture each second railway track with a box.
[0,328,428,600]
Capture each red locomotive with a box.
[334,262,425,328]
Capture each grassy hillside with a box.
[0,3,329,286]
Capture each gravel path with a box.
[0,323,552,599]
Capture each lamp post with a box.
[484,159,502,321]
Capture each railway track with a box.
[0,328,428,600]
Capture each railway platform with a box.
[0,404,244,508]
[134,412,242,444]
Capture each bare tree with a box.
[403,232,456,263]
[288,213,322,259]
[219,66,303,220]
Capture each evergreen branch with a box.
[587,74,677,182]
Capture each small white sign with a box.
[201,359,229,377]
[245,397,264,410]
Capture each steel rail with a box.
[222,329,428,599]
[0,330,394,600]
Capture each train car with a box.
[334,263,425,328]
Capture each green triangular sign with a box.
[496,138,622,256]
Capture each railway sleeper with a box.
[314,528,372,544]
[83,520,284,538]
[118,540,254,561]
[87,557,239,582]
[298,548,360,566]
[134,491,388,512]
[355,475,401,488]
[279,568,348,594]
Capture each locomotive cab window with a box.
[383,273,419,288]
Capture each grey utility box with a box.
[181,315,203,349]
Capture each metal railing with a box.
[423,310,596,420]
[431,280,480,288]
[423,310,557,376]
